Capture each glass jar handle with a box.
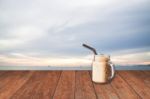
[109,62,115,80]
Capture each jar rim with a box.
[95,54,110,57]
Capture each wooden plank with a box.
[141,70,150,88]
[0,71,149,99]
[89,71,119,99]
[91,75,119,98]
[0,71,6,76]
[111,72,140,99]
[143,71,150,76]
[11,71,61,99]
[53,71,75,99]
[134,71,150,88]
[75,71,97,99]
[118,71,150,99]
[0,71,33,99]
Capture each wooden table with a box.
[0,71,150,99]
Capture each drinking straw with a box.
[82,43,98,62]
[82,44,97,55]
[82,44,98,55]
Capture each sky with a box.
[0,0,150,66]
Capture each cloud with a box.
[0,50,149,66]
[112,51,150,65]
[0,0,150,66]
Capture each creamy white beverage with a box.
[92,54,115,83]
[92,62,107,83]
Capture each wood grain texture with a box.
[0,71,6,76]
[89,71,119,99]
[143,71,150,76]
[75,71,97,99]
[133,71,150,88]
[11,71,61,99]
[111,72,141,99]
[53,71,75,99]
[93,81,119,99]
[118,71,150,99]
[0,71,149,99]
[142,71,150,88]
[0,71,33,99]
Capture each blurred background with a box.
[0,0,150,66]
